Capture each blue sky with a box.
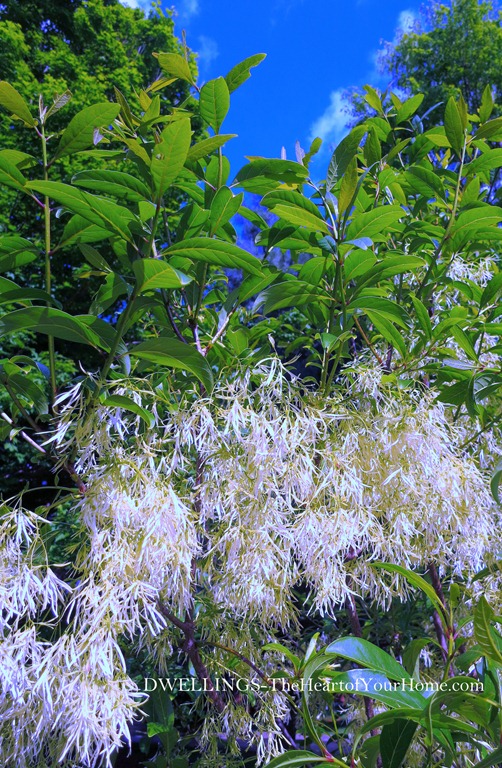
[125,0,422,178]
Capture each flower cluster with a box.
[1,360,500,766]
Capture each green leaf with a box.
[90,273,129,315]
[475,747,502,768]
[481,272,502,309]
[273,204,329,234]
[58,216,111,249]
[0,307,113,349]
[199,77,230,133]
[0,238,37,273]
[165,237,262,276]
[490,460,502,505]
[155,53,195,85]
[72,170,150,202]
[450,205,502,250]
[235,158,308,191]
[444,97,464,156]
[132,259,192,292]
[0,288,59,307]
[209,186,243,235]
[265,751,343,768]
[0,154,28,192]
[326,124,367,191]
[151,118,192,199]
[380,719,418,768]
[326,637,408,682]
[396,93,424,124]
[339,156,358,216]
[225,53,266,93]
[410,296,432,340]
[345,205,403,241]
[0,81,36,126]
[366,311,407,358]
[479,85,495,123]
[372,563,447,622]
[255,281,327,314]
[328,669,426,709]
[466,149,502,177]
[186,134,237,161]
[474,596,502,665]
[349,297,409,329]
[27,181,137,243]
[129,338,213,391]
[100,394,155,427]
[54,103,120,159]
[475,116,502,140]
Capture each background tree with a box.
[349,0,502,120]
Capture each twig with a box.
[157,600,224,713]
[353,316,384,366]
[1,412,46,455]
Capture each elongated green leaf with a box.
[474,596,502,665]
[410,295,432,340]
[0,81,36,126]
[255,281,327,314]
[475,747,502,768]
[165,237,262,276]
[100,394,155,427]
[381,719,418,768]
[326,637,408,682]
[404,165,444,198]
[90,273,129,315]
[396,93,424,124]
[0,307,112,349]
[466,149,502,177]
[490,461,502,505]
[266,751,343,768]
[54,103,120,159]
[186,134,237,161]
[373,563,447,621]
[27,181,137,242]
[235,158,308,188]
[155,53,195,85]
[0,250,37,274]
[0,155,27,192]
[480,272,502,309]
[0,288,58,307]
[328,669,426,709]
[450,205,502,250]
[58,215,111,249]
[339,156,358,215]
[132,259,192,292]
[199,77,230,133]
[345,205,403,241]
[225,53,266,93]
[366,311,407,358]
[209,187,243,235]
[444,97,464,155]
[72,170,150,202]
[151,118,191,198]
[129,338,213,391]
[475,118,502,141]
[273,204,329,234]
[326,124,366,191]
[349,296,409,329]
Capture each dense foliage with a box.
[0,34,502,768]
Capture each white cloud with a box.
[173,0,200,24]
[396,9,417,36]
[309,89,351,148]
[197,35,219,68]
[120,0,152,10]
